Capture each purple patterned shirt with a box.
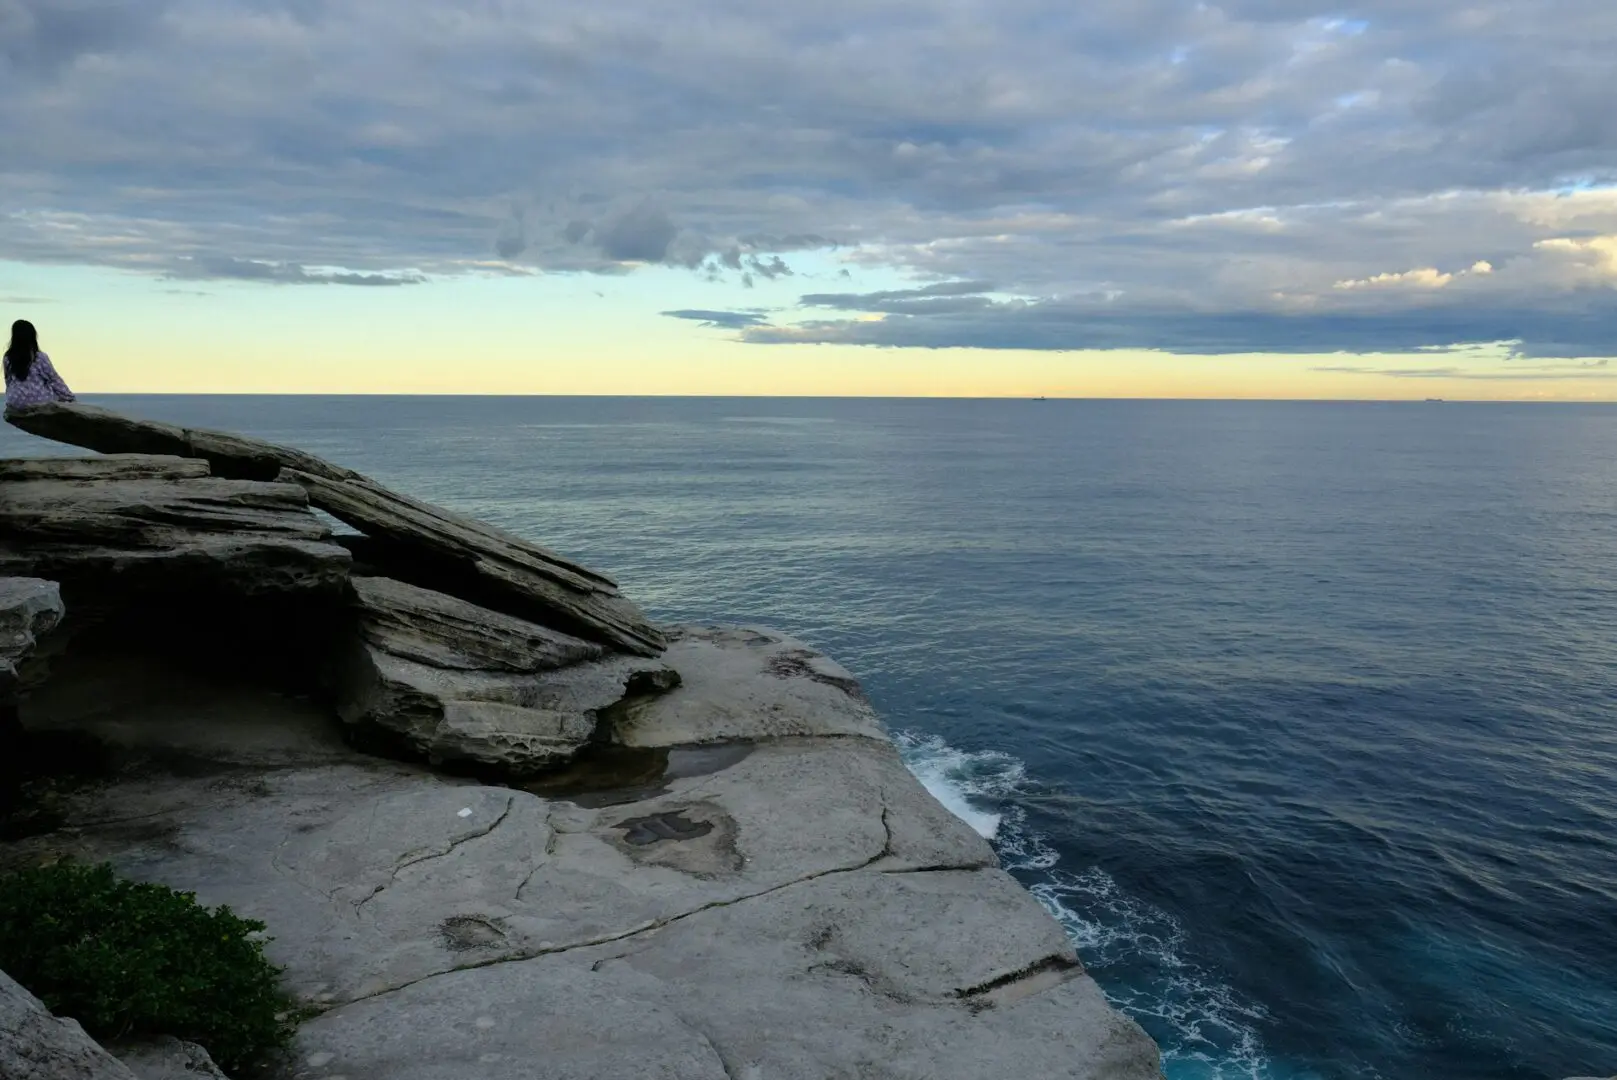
[3,351,75,409]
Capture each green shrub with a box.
[0,861,294,1073]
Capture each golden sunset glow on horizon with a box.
[7,261,1612,403]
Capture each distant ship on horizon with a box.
[1425,397,1444,402]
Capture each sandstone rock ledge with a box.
[4,627,1160,1080]
[1,403,1163,1079]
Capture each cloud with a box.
[1313,362,1617,380]
[2,0,1617,357]
[738,233,839,252]
[175,257,425,286]
[1534,234,1617,281]
[1333,262,1495,290]
[494,206,528,259]
[800,280,998,310]
[0,0,170,75]
[743,283,1617,358]
[661,308,772,329]
[592,203,679,263]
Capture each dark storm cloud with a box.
[593,203,679,263]
[3,0,1617,357]
[494,208,528,259]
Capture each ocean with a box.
[5,395,1615,1080]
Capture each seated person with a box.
[4,319,76,410]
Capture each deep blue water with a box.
[6,396,1615,1080]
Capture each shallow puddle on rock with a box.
[519,742,753,808]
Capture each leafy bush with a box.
[0,861,294,1073]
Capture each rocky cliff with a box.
[0,402,1163,1080]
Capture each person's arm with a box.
[35,353,75,402]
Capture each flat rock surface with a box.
[615,625,888,746]
[0,968,139,1080]
[0,456,349,598]
[2,627,1160,1080]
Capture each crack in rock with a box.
[681,1017,742,1080]
[340,811,905,1005]
[355,796,516,913]
[955,955,1085,1012]
[513,805,557,903]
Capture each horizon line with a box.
[65,392,1616,404]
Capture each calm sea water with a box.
[6,396,1615,1080]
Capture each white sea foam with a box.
[893,730,1026,838]
[895,728,1280,1080]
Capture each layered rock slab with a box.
[4,404,367,485]
[0,455,349,598]
[6,404,664,656]
[334,576,676,774]
[290,470,663,655]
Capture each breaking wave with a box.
[895,730,1281,1080]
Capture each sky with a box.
[3,0,1617,399]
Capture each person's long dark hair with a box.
[4,320,39,381]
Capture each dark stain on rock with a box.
[764,649,867,701]
[624,667,682,696]
[521,742,753,809]
[207,775,274,798]
[614,810,714,846]
[439,914,508,952]
[96,816,185,852]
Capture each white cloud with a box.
[1533,235,1617,279]
[1336,267,1456,290]
[1334,260,1493,290]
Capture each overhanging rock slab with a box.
[335,576,677,775]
